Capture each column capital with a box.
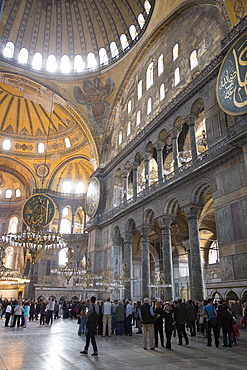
[182,239,190,251]
[143,152,152,161]
[182,204,202,218]
[122,169,129,178]
[171,127,180,138]
[124,231,133,242]
[185,113,197,126]
[159,215,173,228]
[156,140,164,151]
[132,161,139,170]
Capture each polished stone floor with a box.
[0,318,246,370]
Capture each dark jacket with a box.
[140,303,154,324]
[174,303,187,325]
[221,309,233,333]
[186,303,197,321]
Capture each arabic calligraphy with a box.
[217,32,247,115]
[23,194,55,228]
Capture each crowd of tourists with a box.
[1,296,246,356]
[76,297,246,356]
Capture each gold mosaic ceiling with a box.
[0,0,154,71]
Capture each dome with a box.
[0,0,154,74]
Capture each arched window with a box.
[118,131,123,145]
[128,100,132,114]
[46,54,57,72]
[60,219,71,234]
[127,121,131,136]
[190,49,198,70]
[2,139,11,150]
[110,42,118,58]
[129,25,137,40]
[32,52,42,70]
[174,67,180,86]
[146,62,153,90]
[37,143,45,153]
[138,13,145,29]
[64,137,71,148]
[5,189,12,199]
[8,216,18,233]
[18,48,28,64]
[208,241,219,264]
[58,248,68,266]
[3,41,14,58]
[63,207,69,216]
[160,83,165,101]
[76,181,84,194]
[15,188,21,198]
[173,43,179,61]
[147,97,152,115]
[99,48,108,65]
[144,0,151,14]
[63,181,72,193]
[74,55,84,72]
[87,52,97,70]
[158,54,164,76]
[120,34,129,50]
[60,55,71,73]
[138,80,142,100]
[136,110,141,126]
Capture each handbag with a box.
[210,317,217,328]
[199,316,204,324]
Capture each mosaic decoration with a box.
[232,0,245,20]
[74,77,114,134]
[15,143,33,151]
[35,164,50,179]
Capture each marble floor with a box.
[0,318,246,370]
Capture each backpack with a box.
[86,304,99,331]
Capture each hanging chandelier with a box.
[75,257,102,290]
[51,247,79,284]
[1,194,66,264]
[96,263,133,292]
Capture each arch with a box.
[190,98,204,117]
[211,290,223,300]
[99,48,108,65]
[18,48,28,64]
[3,41,14,58]
[46,54,57,72]
[144,208,155,225]
[164,196,180,216]
[74,54,84,72]
[191,181,215,205]
[125,218,136,234]
[32,52,42,70]
[225,290,239,300]
[60,54,71,73]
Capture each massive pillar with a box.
[156,142,164,184]
[141,226,150,299]
[186,114,198,163]
[112,235,122,300]
[123,232,133,301]
[182,239,192,299]
[161,217,174,301]
[183,205,204,301]
[71,212,75,234]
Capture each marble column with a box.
[58,211,63,233]
[171,128,179,171]
[161,217,174,301]
[156,142,164,184]
[182,239,192,300]
[122,170,128,203]
[186,114,198,163]
[183,205,204,301]
[144,154,151,189]
[71,212,75,234]
[132,162,138,201]
[141,226,150,299]
[124,233,133,301]
[112,236,122,300]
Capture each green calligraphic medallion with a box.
[217,32,247,115]
[22,194,55,228]
[86,177,100,218]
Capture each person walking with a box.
[80,296,99,357]
[23,302,30,328]
[204,298,219,348]
[174,298,189,346]
[186,300,197,337]
[140,298,155,350]
[125,300,133,336]
[13,300,24,328]
[4,301,12,327]
[46,297,55,325]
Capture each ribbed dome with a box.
[0,0,154,74]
